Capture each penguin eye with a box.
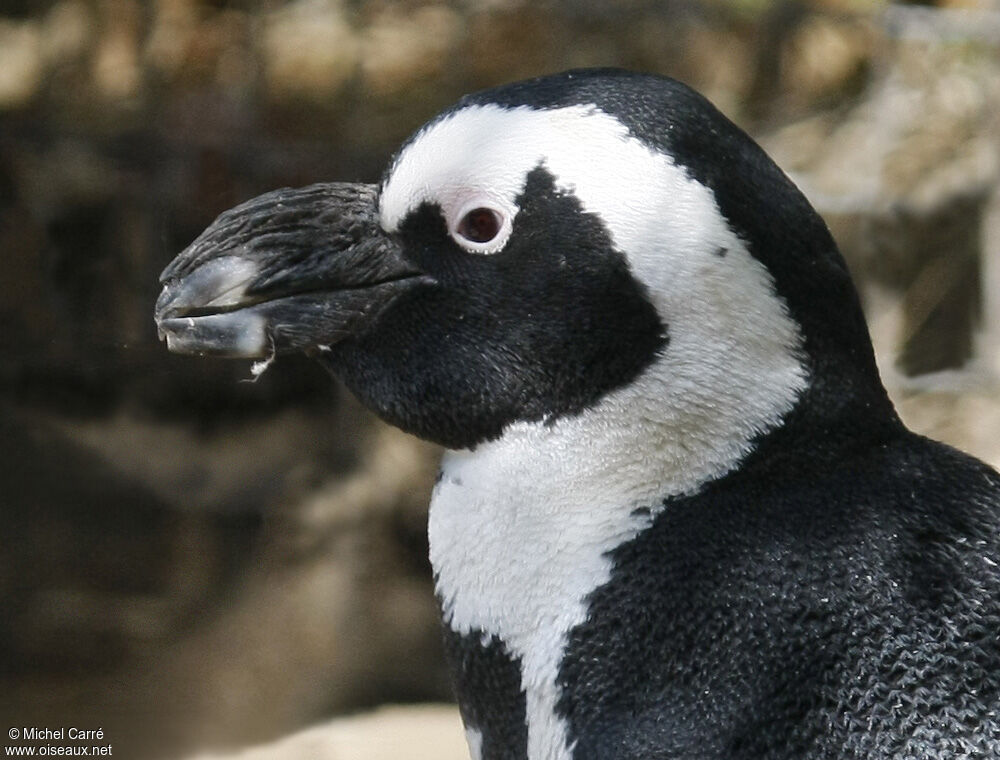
[457,208,502,244]
[450,203,511,254]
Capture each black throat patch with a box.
[326,165,667,449]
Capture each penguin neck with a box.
[427,337,808,760]
[428,320,809,633]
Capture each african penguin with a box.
[155,69,1000,759]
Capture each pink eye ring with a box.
[456,207,503,244]
[449,201,512,254]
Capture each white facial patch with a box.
[391,104,810,760]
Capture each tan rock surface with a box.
[186,705,467,760]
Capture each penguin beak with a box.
[154,183,428,358]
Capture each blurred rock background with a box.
[0,0,998,757]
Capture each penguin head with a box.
[155,69,895,455]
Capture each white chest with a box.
[430,418,665,647]
[429,422,658,760]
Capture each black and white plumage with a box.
[155,70,1000,759]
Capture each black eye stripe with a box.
[457,208,503,244]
